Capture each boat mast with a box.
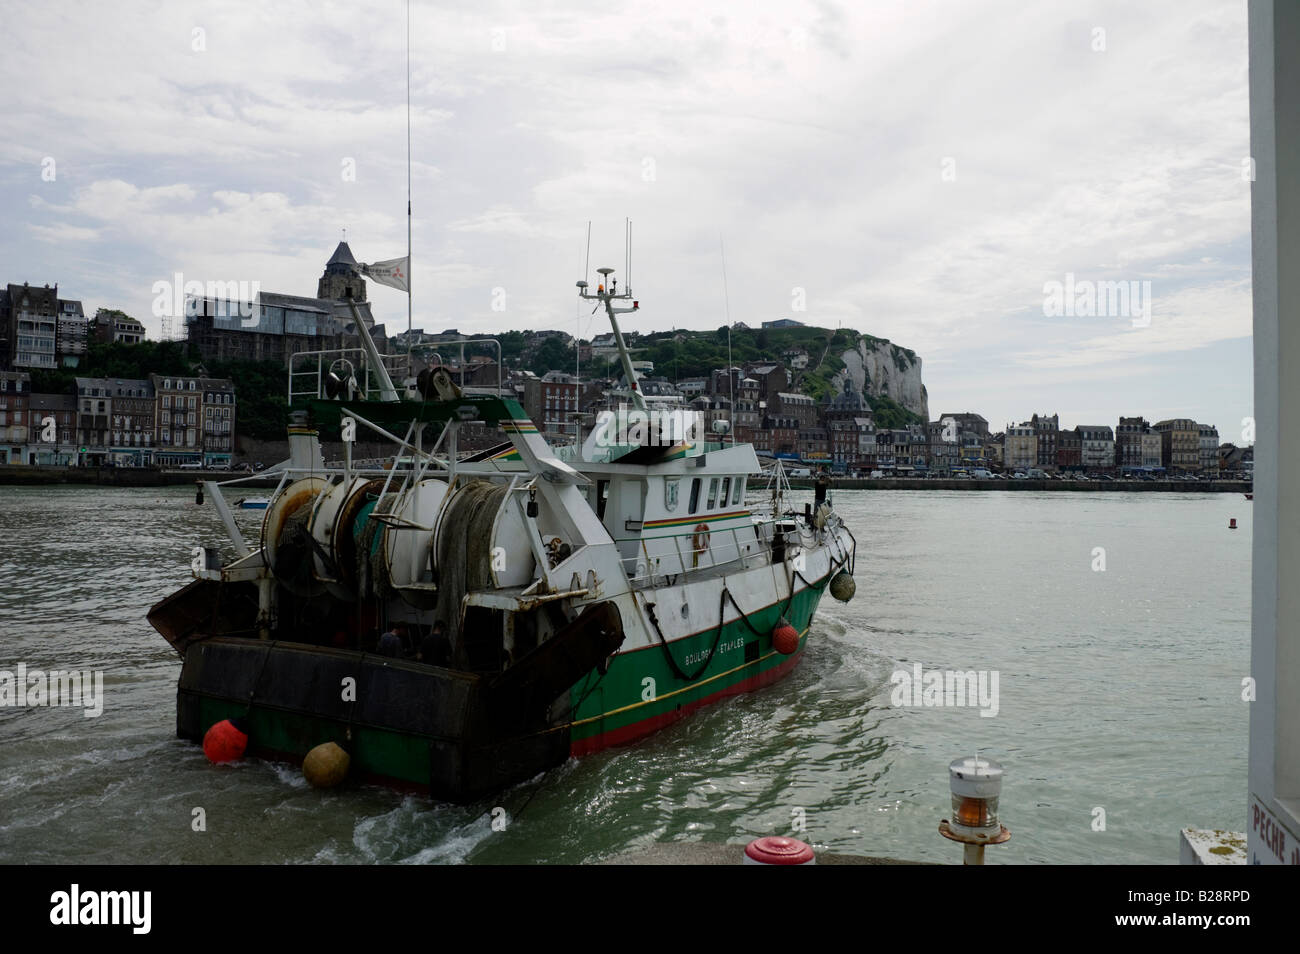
[578,263,646,413]
[405,0,413,385]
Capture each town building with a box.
[676,377,708,399]
[74,377,113,465]
[72,377,158,467]
[783,347,809,369]
[0,371,30,463]
[1198,424,1220,476]
[24,393,76,465]
[1004,422,1037,470]
[1077,425,1116,471]
[939,412,990,442]
[743,363,791,408]
[1153,418,1200,473]
[1115,416,1151,471]
[523,371,580,439]
[1056,428,1082,471]
[732,377,762,435]
[927,419,959,474]
[856,419,878,470]
[829,417,871,471]
[110,379,158,466]
[184,242,387,367]
[5,282,59,370]
[772,392,817,429]
[985,432,1004,467]
[1141,431,1163,468]
[761,414,800,458]
[823,386,872,426]
[798,426,831,466]
[56,300,87,367]
[1031,413,1059,472]
[152,374,208,466]
[92,308,145,344]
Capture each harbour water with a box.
[0,486,1250,864]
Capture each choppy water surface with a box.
[0,485,1251,863]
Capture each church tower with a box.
[317,241,367,302]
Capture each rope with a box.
[645,587,728,683]
[643,562,830,684]
[243,640,279,715]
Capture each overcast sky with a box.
[0,0,1253,437]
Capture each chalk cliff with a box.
[832,338,929,421]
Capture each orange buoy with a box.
[1229,518,1237,529]
[203,718,248,764]
[772,618,800,655]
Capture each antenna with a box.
[627,219,633,294]
[405,0,413,384]
[584,221,591,290]
[721,235,734,445]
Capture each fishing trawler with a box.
[148,267,857,802]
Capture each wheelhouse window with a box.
[689,478,701,514]
[732,477,744,505]
[706,477,719,509]
[720,477,731,509]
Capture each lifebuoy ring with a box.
[692,523,711,552]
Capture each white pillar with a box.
[1248,0,1300,865]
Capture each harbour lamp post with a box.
[939,755,1011,865]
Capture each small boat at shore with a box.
[147,268,857,801]
[235,497,269,509]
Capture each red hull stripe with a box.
[643,509,751,529]
[568,649,803,757]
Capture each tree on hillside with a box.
[530,336,574,375]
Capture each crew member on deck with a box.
[419,621,451,667]
[377,621,409,658]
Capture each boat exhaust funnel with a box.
[287,411,324,471]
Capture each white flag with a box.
[359,257,409,293]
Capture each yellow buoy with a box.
[830,571,856,603]
[303,742,350,789]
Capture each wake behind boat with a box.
[147,267,857,801]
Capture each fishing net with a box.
[433,480,508,649]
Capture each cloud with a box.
[0,0,1253,432]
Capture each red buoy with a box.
[203,718,248,764]
[1229,518,1237,529]
[772,618,800,655]
[743,836,815,865]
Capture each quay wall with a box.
[790,477,1252,493]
